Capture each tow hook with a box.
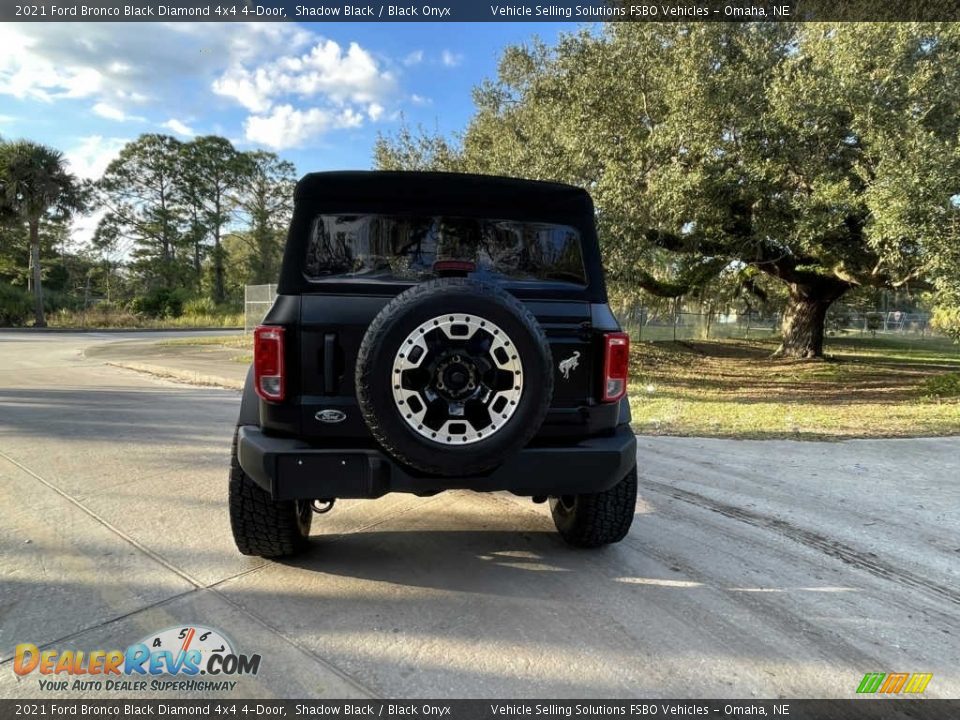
[311,499,336,514]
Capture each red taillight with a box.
[602,332,630,402]
[254,325,285,402]
[432,259,477,273]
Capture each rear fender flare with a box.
[237,366,260,427]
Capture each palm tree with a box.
[0,140,85,326]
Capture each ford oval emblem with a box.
[315,409,347,424]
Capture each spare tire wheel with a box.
[356,278,554,476]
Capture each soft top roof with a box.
[294,171,594,221]
[280,171,605,301]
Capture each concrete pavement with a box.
[0,331,957,699]
[84,332,248,389]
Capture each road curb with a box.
[105,361,244,391]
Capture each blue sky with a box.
[0,22,579,179]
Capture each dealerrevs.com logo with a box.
[13,625,261,693]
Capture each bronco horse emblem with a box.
[558,351,581,380]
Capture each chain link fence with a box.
[244,284,277,333]
[617,307,945,345]
[830,310,933,336]
[617,308,779,342]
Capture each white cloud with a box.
[92,102,125,120]
[212,38,395,113]
[244,104,363,150]
[441,50,463,68]
[0,26,114,102]
[212,35,397,147]
[0,24,402,150]
[64,135,127,180]
[0,22,314,118]
[0,26,106,102]
[0,114,15,123]
[211,68,272,113]
[162,118,195,137]
[403,50,424,67]
[410,94,431,106]
[92,102,144,122]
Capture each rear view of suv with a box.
[230,171,637,557]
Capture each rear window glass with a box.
[304,214,586,285]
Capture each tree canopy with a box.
[94,134,295,306]
[0,131,297,326]
[376,22,960,357]
[0,140,86,326]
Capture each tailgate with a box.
[297,294,613,443]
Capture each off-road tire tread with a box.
[228,429,310,558]
[552,466,637,548]
[356,278,553,476]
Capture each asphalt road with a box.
[0,331,958,700]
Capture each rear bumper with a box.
[237,425,637,500]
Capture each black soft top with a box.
[279,171,606,301]
[294,171,592,218]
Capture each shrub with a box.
[0,283,33,327]
[43,288,83,314]
[923,372,960,400]
[183,297,217,316]
[931,305,960,342]
[46,304,243,329]
[130,287,191,318]
[48,306,142,328]
[158,311,244,328]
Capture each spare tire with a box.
[356,278,553,476]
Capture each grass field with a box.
[46,308,244,329]
[630,334,960,439]
[164,332,960,439]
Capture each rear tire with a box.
[228,428,312,558]
[550,466,637,548]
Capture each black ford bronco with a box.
[229,171,637,557]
